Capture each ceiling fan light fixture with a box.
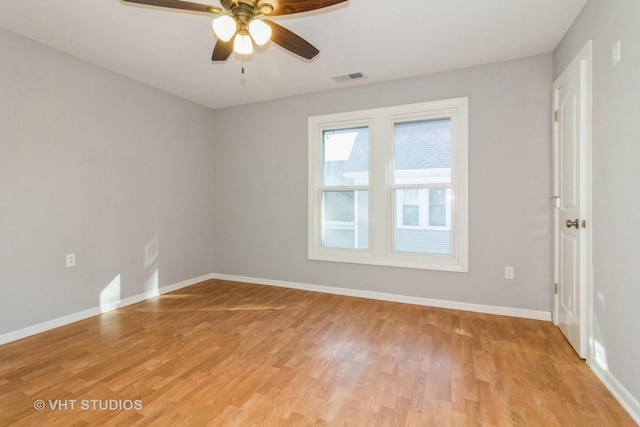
[212,15,237,42]
[248,19,272,46]
[233,33,254,55]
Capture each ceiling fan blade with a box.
[121,0,221,13]
[212,39,233,61]
[265,0,347,16]
[263,20,319,60]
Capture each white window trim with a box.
[308,98,468,272]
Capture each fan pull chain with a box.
[241,55,245,74]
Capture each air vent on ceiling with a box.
[332,72,366,83]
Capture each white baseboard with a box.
[0,306,104,347]
[592,362,640,425]
[210,273,552,321]
[0,272,550,346]
[0,273,214,346]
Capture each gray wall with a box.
[0,27,555,336]
[554,0,640,404]
[212,54,553,313]
[0,29,215,335]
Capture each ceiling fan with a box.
[122,0,347,62]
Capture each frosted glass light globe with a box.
[233,33,253,55]
[248,19,272,46]
[212,15,237,42]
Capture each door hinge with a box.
[554,283,558,294]
[554,110,560,122]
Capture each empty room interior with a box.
[1,0,639,425]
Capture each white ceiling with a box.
[0,0,586,110]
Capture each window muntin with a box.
[308,98,468,271]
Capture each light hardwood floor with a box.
[0,279,635,426]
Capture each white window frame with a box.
[308,98,468,272]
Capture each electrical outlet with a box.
[66,253,76,268]
[505,266,514,280]
[612,40,621,66]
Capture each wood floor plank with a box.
[0,279,636,426]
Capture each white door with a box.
[552,41,592,359]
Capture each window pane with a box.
[403,189,419,204]
[403,205,419,226]
[323,127,369,186]
[394,119,451,185]
[393,189,451,255]
[429,188,447,227]
[322,191,368,249]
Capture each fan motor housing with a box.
[220,0,273,17]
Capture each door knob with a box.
[565,219,580,229]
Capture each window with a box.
[395,188,451,230]
[321,126,369,250]
[398,189,421,228]
[308,98,468,271]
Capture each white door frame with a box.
[552,40,593,363]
